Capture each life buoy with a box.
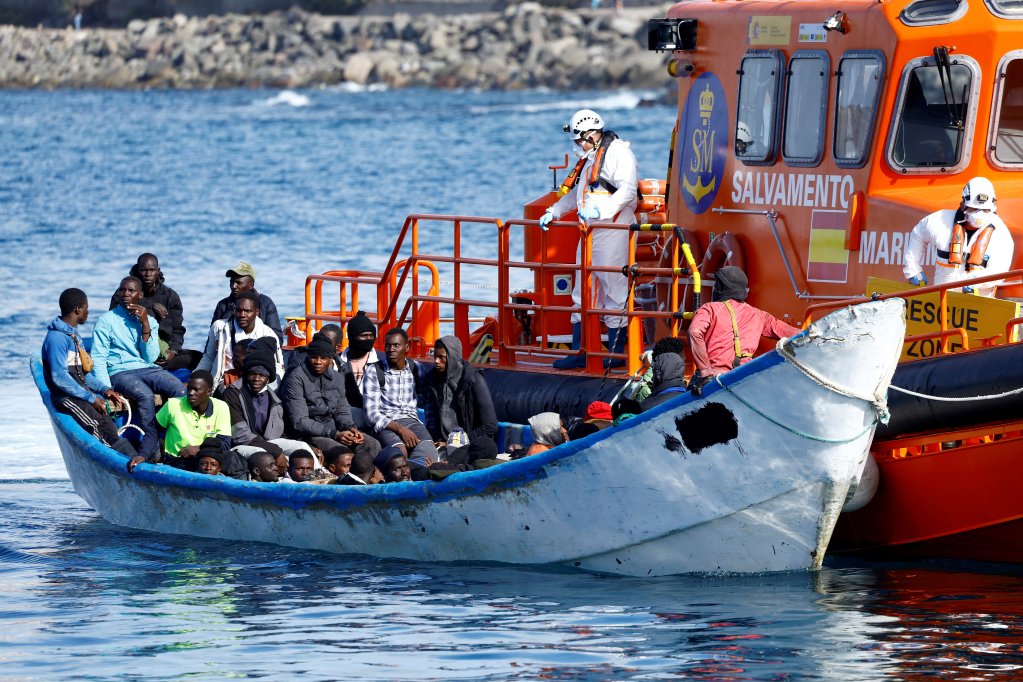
[655,228,703,329]
[698,232,745,301]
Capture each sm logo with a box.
[678,73,727,215]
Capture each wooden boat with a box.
[33,299,905,576]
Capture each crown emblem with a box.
[698,84,714,124]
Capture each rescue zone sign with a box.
[867,277,1021,361]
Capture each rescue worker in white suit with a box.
[539,109,639,369]
[903,177,1014,298]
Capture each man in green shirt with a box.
[129,369,231,472]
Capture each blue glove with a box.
[962,286,974,294]
[539,211,554,231]
[578,206,600,221]
[908,274,927,286]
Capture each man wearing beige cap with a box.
[210,261,283,342]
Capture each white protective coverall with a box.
[547,137,638,328]
[903,209,1015,297]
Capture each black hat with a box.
[306,334,336,358]
[347,311,376,339]
[197,438,226,465]
[242,350,276,382]
[373,445,404,470]
[713,266,749,302]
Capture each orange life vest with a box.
[947,221,995,271]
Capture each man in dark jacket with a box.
[639,352,689,411]
[222,350,315,469]
[109,253,199,371]
[42,288,137,458]
[424,335,498,455]
[280,333,380,462]
[210,261,283,342]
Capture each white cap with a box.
[962,177,996,211]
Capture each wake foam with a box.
[261,90,312,107]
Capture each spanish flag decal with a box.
[807,210,849,283]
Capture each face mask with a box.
[572,144,591,160]
[966,210,994,228]
[348,337,375,358]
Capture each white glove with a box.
[539,211,554,231]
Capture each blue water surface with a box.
[3,87,1023,680]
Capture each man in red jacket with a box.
[688,266,800,388]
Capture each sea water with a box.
[2,87,1023,680]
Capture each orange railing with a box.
[301,214,692,374]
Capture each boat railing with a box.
[301,213,692,374]
[802,268,1023,357]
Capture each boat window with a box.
[900,0,968,25]
[834,51,886,168]
[984,0,1023,18]
[990,53,1023,167]
[783,51,829,167]
[735,50,784,165]
[887,54,979,174]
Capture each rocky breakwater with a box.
[0,3,669,89]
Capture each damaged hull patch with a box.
[675,403,738,453]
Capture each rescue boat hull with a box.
[33,300,906,576]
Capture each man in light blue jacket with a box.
[93,276,184,463]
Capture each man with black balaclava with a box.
[688,266,800,388]
[337,311,387,431]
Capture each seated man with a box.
[196,441,226,477]
[281,333,380,464]
[211,261,283,342]
[42,288,136,457]
[286,323,343,374]
[248,450,280,482]
[222,350,314,469]
[688,266,800,390]
[333,450,383,485]
[198,290,283,394]
[93,276,185,467]
[640,352,688,411]
[323,448,353,479]
[216,339,251,397]
[422,335,498,455]
[374,445,411,483]
[109,253,199,371]
[633,336,686,403]
[337,311,386,429]
[283,450,316,482]
[525,412,567,456]
[363,328,438,467]
[136,369,231,472]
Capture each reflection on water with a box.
[2,481,1023,680]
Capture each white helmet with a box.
[736,122,753,144]
[565,109,604,141]
[962,177,996,211]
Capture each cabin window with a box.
[984,0,1023,18]
[900,0,969,25]
[735,50,784,165]
[782,51,829,166]
[990,53,1023,167]
[888,55,979,173]
[834,51,886,168]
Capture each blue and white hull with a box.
[33,299,906,576]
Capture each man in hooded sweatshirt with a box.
[688,266,800,389]
[639,352,688,411]
[42,288,137,457]
[423,336,498,454]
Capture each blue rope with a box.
[713,376,877,444]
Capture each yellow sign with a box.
[867,277,1022,361]
[748,16,791,46]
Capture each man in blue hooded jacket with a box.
[42,288,136,457]
[92,276,185,463]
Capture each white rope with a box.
[115,400,145,439]
[888,383,1023,402]
[776,334,897,425]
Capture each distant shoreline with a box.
[0,5,671,91]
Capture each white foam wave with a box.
[331,82,389,93]
[0,379,67,481]
[262,90,312,107]
[468,90,657,115]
